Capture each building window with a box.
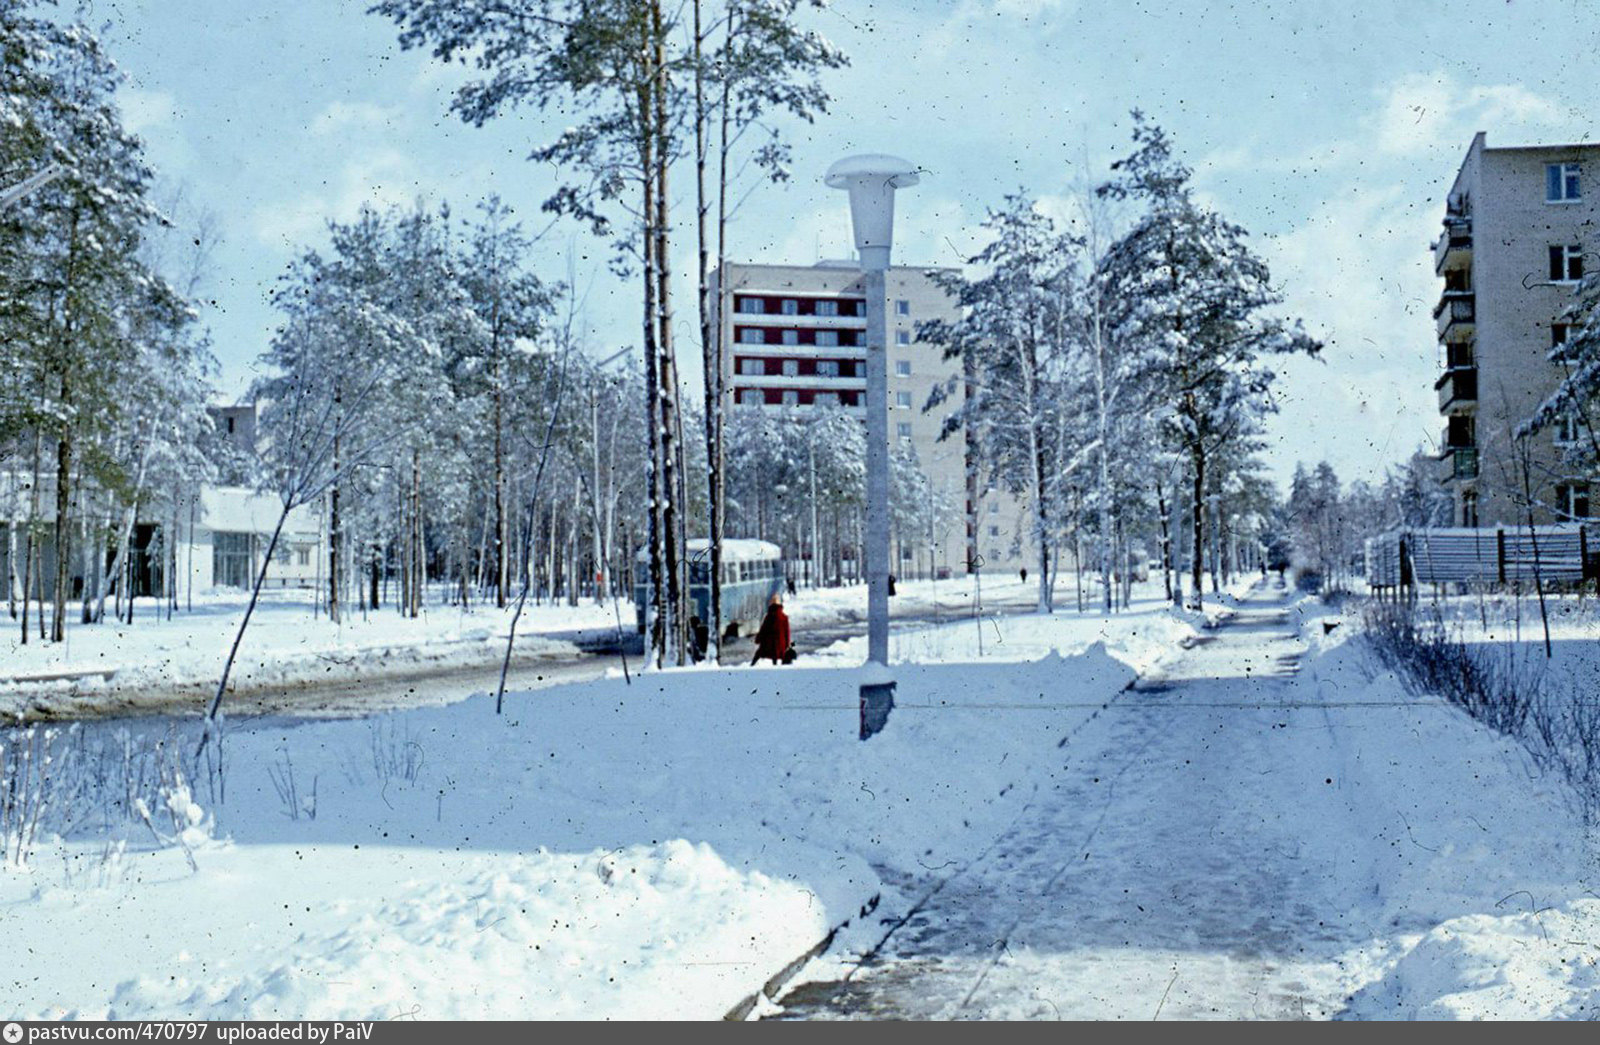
[1547,163,1581,202]
[816,360,840,377]
[781,299,799,315]
[815,330,839,347]
[740,389,763,405]
[897,422,912,440]
[782,390,798,406]
[895,360,911,377]
[988,501,999,514]
[225,416,236,434]
[1461,491,1479,528]
[738,358,763,376]
[816,300,838,317]
[782,329,799,346]
[895,330,910,345]
[1549,244,1583,283]
[901,547,913,560]
[1553,323,1571,348]
[988,525,1000,538]
[780,359,797,377]
[814,392,840,407]
[895,391,912,409]
[1555,482,1592,519]
[212,532,254,589]
[1556,410,1582,445]
[738,327,764,345]
[296,546,311,567]
[735,296,765,314]
[895,299,910,316]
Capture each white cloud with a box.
[990,0,1077,15]
[310,101,404,137]
[250,148,429,252]
[1200,71,1582,183]
[1372,71,1579,158]
[120,87,177,135]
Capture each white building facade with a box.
[713,260,1034,581]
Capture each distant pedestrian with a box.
[786,575,797,597]
[688,615,710,662]
[751,595,792,665]
[1020,568,1028,583]
[887,573,897,596]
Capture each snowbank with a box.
[810,600,1201,677]
[5,643,1135,1021]
[1344,900,1600,1020]
[0,588,621,718]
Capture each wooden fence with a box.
[1365,524,1598,597]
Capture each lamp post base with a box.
[859,679,896,740]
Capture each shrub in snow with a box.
[0,726,57,868]
[1363,601,1600,819]
[133,755,214,871]
[0,720,220,874]
[268,743,317,822]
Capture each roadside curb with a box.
[723,894,879,1021]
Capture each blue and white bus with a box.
[634,539,784,636]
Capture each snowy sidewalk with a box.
[777,585,1599,1019]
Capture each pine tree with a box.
[921,193,1077,612]
[1097,114,1320,608]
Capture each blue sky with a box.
[91,0,1600,488]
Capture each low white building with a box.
[178,486,324,592]
[2,476,325,602]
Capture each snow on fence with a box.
[1365,524,1599,594]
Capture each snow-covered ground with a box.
[6,579,1593,1020]
[0,570,1176,719]
[0,587,624,717]
[804,575,1254,675]
[0,601,1143,1020]
[774,584,1600,1020]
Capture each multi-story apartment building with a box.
[1434,132,1598,526]
[712,260,1033,580]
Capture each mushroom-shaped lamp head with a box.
[825,154,919,271]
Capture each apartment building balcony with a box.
[1432,219,1472,275]
[1439,446,1479,482]
[732,342,867,361]
[1437,407,1478,482]
[733,373,867,391]
[1435,365,1478,413]
[1435,291,1475,340]
[731,311,867,330]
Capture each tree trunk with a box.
[200,503,290,754]
[52,412,72,643]
[1190,444,1206,610]
[329,432,341,625]
[1155,475,1176,607]
[493,357,507,608]
[653,4,686,667]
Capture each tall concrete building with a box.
[712,260,1033,580]
[1434,132,1597,526]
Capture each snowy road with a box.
[16,587,1048,723]
[774,584,1594,1019]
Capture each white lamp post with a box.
[826,153,918,739]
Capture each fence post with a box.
[1496,528,1506,585]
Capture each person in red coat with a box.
[751,595,792,665]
